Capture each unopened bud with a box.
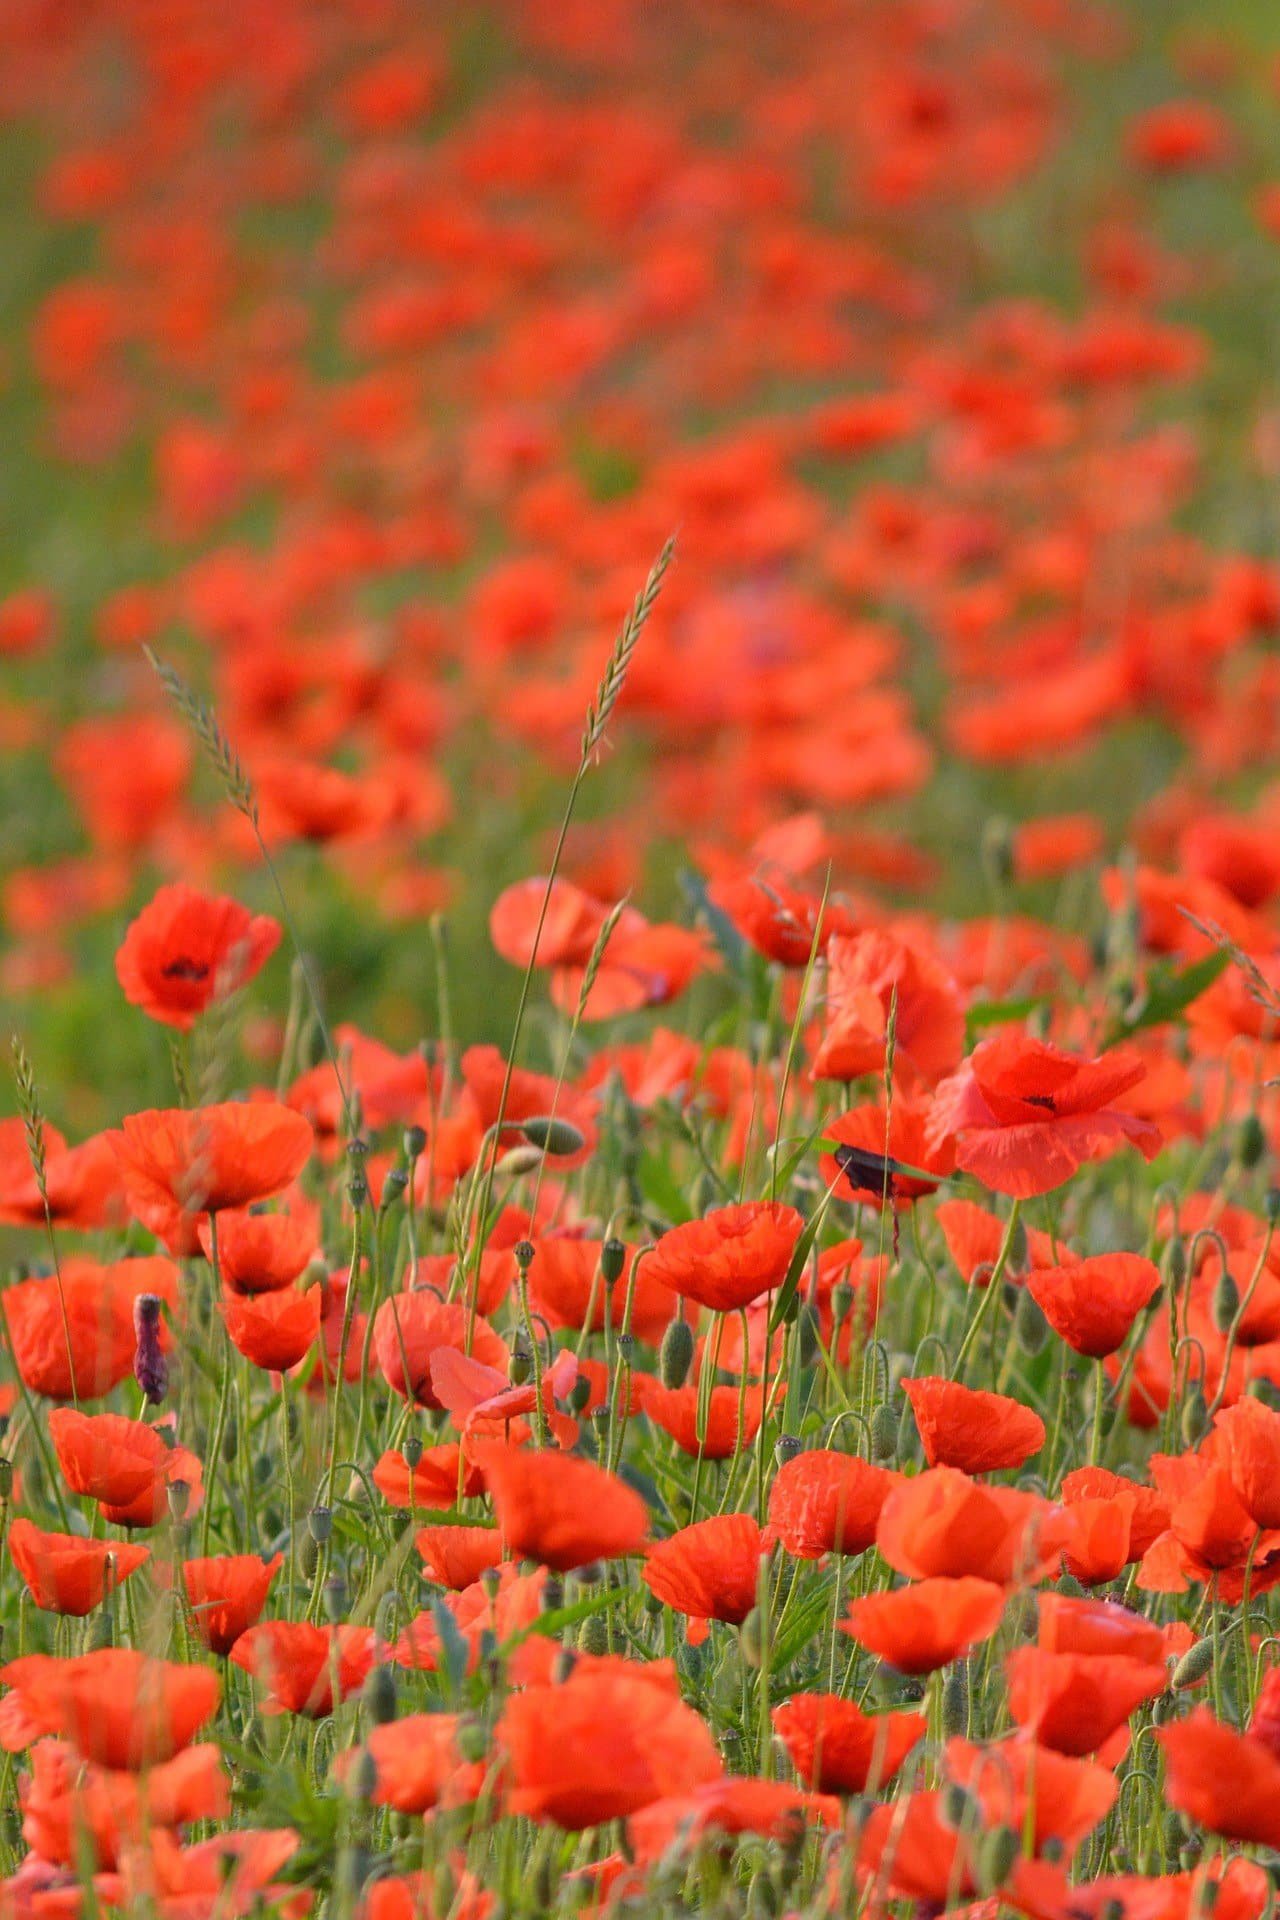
[324,1573,347,1623]
[738,1606,766,1669]
[600,1239,627,1287]
[1014,1289,1049,1354]
[403,1435,424,1469]
[1212,1269,1239,1334]
[1162,1237,1187,1291]
[133,1294,168,1405]
[1180,1386,1208,1447]
[830,1281,855,1327]
[1172,1636,1216,1690]
[309,1506,333,1545]
[577,1614,610,1656]
[939,1782,979,1832]
[869,1403,897,1463]
[981,817,1015,890]
[403,1125,428,1161]
[364,1665,398,1724]
[774,1434,803,1469]
[166,1479,191,1523]
[1238,1113,1267,1170]
[976,1826,1019,1895]
[519,1116,585,1157]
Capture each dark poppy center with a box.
[162,955,211,982]
[1025,1093,1057,1112]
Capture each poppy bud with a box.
[347,1750,378,1802]
[364,1665,397,1724]
[167,1479,191,1523]
[569,1376,592,1414]
[1237,1112,1267,1169]
[1055,1572,1084,1600]
[300,1534,319,1578]
[403,1125,427,1161]
[1014,1288,1049,1353]
[774,1434,803,1469]
[830,1281,855,1327]
[324,1573,347,1622]
[660,1318,695,1388]
[457,1717,487,1763]
[0,1459,12,1503]
[132,1294,168,1404]
[869,1403,897,1462]
[497,1145,544,1179]
[796,1303,820,1365]
[519,1116,585,1157]
[616,1333,635,1366]
[1266,1188,1280,1225]
[513,1241,536,1274]
[348,1169,369,1211]
[480,1565,502,1598]
[600,1239,627,1287]
[403,1435,424,1469]
[221,1417,238,1465]
[1212,1268,1239,1333]
[940,1782,979,1832]
[1161,1236,1186,1291]
[738,1606,766,1670]
[942,1661,969,1737]
[508,1342,533,1387]
[578,1614,610,1656]
[552,1648,576,1684]
[1180,1386,1208,1446]
[309,1505,333,1545]
[976,1828,1020,1896]
[1172,1636,1217,1690]
[980,817,1015,890]
[380,1167,408,1209]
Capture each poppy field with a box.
[11,0,1280,1916]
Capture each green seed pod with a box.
[830,1281,855,1327]
[542,1575,564,1612]
[869,1402,897,1463]
[403,1435,423,1470]
[976,1826,1019,1896]
[738,1607,766,1670]
[600,1239,627,1287]
[364,1665,397,1725]
[577,1613,610,1656]
[508,1344,533,1387]
[551,1647,576,1684]
[1161,1236,1187,1292]
[1007,1215,1029,1272]
[569,1376,592,1413]
[403,1125,427,1161]
[1014,1289,1049,1354]
[380,1167,408,1208]
[513,1240,535,1273]
[308,1505,333,1545]
[1238,1112,1267,1170]
[1172,1636,1217,1690]
[939,1782,979,1832]
[1180,1386,1208,1447]
[941,1661,969,1738]
[1212,1268,1239,1334]
[519,1116,586,1157]
[775,1434,803,1470]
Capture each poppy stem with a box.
[951,1200,1021,1380]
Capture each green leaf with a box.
[638,1149,694,1225]
[1103,948,1229,1046]
[768,1196,832,1336]
[965,997,1044,1041]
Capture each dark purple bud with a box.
[133,1293,168,1404]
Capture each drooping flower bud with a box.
[133,1294,168,1405]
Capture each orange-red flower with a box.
[772,1694,925,1793]
[231,1622,376,1717]
[841,1576,1006,1673]
[876,1467,1068,1586]
[1158,1700,1280,1850]
[2,1256,177,1401]
[336,1714,484,1815]
[115,883,280,1029]
[812,929,964,1087]
[477,1443,648,1571]
[642,1513,767,1641]
[1004,1647,1167,1755]
[945,1735,1117,1855]
[7,1518,149,1616]
[903,1377,1045,1473]
[643,1202,803,1313]
[373,1293,508,1407]
[1027,1253,1161,1357]
[929,1032,1161,1197]
[112,1101,313,1252]
[0,1649,219,1769]
[222,1284,322,1370]
[198,1207,315,1294]
[165,1554,284,1657]
[768,1449,898,1558]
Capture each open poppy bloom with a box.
[841,1575,1006,1673]
[373,1444,484,1510]
[627,1777,837,1862]
[928,1031,1162,1197]
[2,1256,177,1400]
[1214,1395,1280,1529]
[395,1564,547,1676]
[114,883,280,1029]
[476,1443,648,1571]
[768,1448,899,1558]
[7,1518,149,1616]
[222,1284,322,1370]
[772,1694,925,1793]
[112,1102,314,1252]
[643,1202,803,1313]
[334,1713,484,1815]
[633,1376,765,1458]
[821,1094,955,1208]
[811,928,965,1087]
[1158,1698,1280,1850]
[0,1649,219,1769]
[50,1408,204,1528]
[230,1623,376,1717]
[373,1293,508,1407]
[1027,1253,1162,1357]
[527,1236,671,1340]
[0,1117,123,1231]
[18,1738,228,1873]
[1004,1647,1167,1755]
[496,1662,722,1829]
[94,1826,302,1917]
[876,1467,1069,1586]
[944,1736,1117,1855]
[197,1207,315,1294]
[642,1513,767,1642]
[162,1554,284,1657]
[903,1377,1045,1473]
[416,1524,504,1590]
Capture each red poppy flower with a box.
[1034,1591,1171,1665]
[231,1622,376,1717]
[373,1293,508,1408]
[478,1444,648,1572]
[841,1576,1006,1673]
[1027,1254,1161,1357]
[19,1739,228,1873]
[0,1650,219,1769]
[853,1790,981,1907]
[812,929,965,1087]
[197,1207,315,1294]
[416,1525,503,1591]
[628,1777,836,1862]
[1060,1468,1170,1560]
[1004,1647,1167,1755]
[877,1467,1068,1586]
[772,1694,925,1794]
[115,884,280,1029]
[707,869,859,967]
[820,1094,955,1207]
[222,1284,322,1370]
[935,1197,1064,1286]
[49,1408,203,1529]
[527,1237,671,1340]
[2,1257,177,1401]
[768,1448,899,1558]
[903,1377,1045,1473]
[929,1032,1162,1197]
[1214,1396,1280,1529]
[489,876,607,969]
[395,1564,547,1675]
[497,1663,722,1829]
[633,1377,765,1459]
[165,1554,284,1657]
[112,1102,314,1251]
[945,1736,1117,1855]
[373,1444,484,1510]
[643,1203,803,1313]
[642,1513,767,1641]
[335,1714,483,1815]
[0,1118,123,1231]
[460,1045,597,1167]
[7,1519,149,1616]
